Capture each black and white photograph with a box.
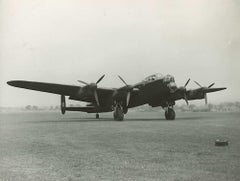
[0,0,240,180]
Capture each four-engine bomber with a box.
[7,74,226,121]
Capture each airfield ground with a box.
[0,111,240,181]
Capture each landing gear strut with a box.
[165,107,176,120]
[113,103,124,121]
[61,95,66,115]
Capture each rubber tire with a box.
[165,108,176,120]
[113,107,124,121]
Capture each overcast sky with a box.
[0,0,240,107]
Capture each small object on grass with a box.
[215,139,229,146]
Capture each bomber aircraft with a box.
[7,74,226,120]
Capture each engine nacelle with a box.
[61,95,66,114]
[187,89,204,100]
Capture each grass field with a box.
[0,111,240,181]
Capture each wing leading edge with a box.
[7,80,80,96]
[7,80,115,104]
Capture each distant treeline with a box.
[1,102,239,113]
[132,102,240,112]
[23,102,240,112]
[176,102,240,112]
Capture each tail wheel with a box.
[61,95,66,114]
[96,113,99,119]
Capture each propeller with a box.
[77,80,88,85]
[208,83,215,88]
[118,75,133,107]
[184,78,191,88]
[77,74,105,106]
[96,74,105,84]
[184,93,189,106]
[204,93,208,105]
[193,81,215,105]
[118,75,128,86]
[194,81,202,88]
[178,78,190,105]
[194,81,215,89]
[78,74,105,86]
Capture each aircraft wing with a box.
[7,80,115,104]
[186,87,226,101]
[7,80,80,96]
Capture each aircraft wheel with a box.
[113,111,124,121]
[165,108,176,120]
[96,113,99,119]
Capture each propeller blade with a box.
[118,75,128,86]
[184,78,190,88]
[96,74,105,84]
[93,90,100,106]
[184,93,189,105]
[126,91,131,107]
[194,81,202,88]
[77,80,89,85]
[204,93,208,105]
[208,83,215,88]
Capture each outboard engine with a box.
[61,95,66,114]
[188,89,205,100]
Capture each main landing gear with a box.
[113,103,124,121]
[165,107,176,120]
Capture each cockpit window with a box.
[163,74,175,83]
[143,73,163,82]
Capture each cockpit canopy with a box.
[143,73,163,82]
[163,74,175,83]
[143,73,175,83]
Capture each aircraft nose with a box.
[7,81,14,86]
[168,82,177,92]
